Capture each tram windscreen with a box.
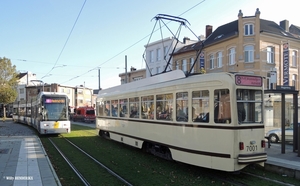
[236,89,263,124]
[43,97,68,121]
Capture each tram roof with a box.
[97,70,242,98]
[98,70,186,97]
[37,91,68,98]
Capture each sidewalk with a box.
[0,120,61,186]
[265,142,300,180]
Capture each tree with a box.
[0,57,18,120]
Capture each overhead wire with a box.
[42,0,87,79]
[58,0,206,84]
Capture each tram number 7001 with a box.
[246,145,257,151]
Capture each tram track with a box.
[40,124,300,185]
[47,136,133,186]
[48,138,91,186]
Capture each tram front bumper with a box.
[237,153,267,164]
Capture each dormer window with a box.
[244,24,254,36]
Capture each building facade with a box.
[172,8,300,130]
[144,37,198,77]
[23,83,95,113]
[119,67,146,84]
[173,8,300,90]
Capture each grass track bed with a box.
[41,124,300,186]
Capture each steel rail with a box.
[48,138,91,186]
[63,137,133,186]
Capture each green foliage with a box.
[0,57,18,105]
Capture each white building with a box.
[144,37,198,78]
[16,71,37,102]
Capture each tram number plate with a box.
[246,145,257,151]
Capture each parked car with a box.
[265,123,297,143]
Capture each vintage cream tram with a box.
[95,70,267,172]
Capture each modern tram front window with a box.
[43,97,67,121]
[236,89,263,124]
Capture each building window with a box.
[156,48,161,61]
[164,46,168,60]
[217,51,222,68]
[292,74,297,88]
[176,61,179,70]
[150,50,154,63]
[228,48,235,65]
[244,45,254,62]
[244,24,254,36]
[190,58,194,73]
[267,46,275,64]
[182,59,187,73]
[292,50,297,67]
[20,88,24,94]
[209,54,214,69]
[156,67,160,74]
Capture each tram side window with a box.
[236,89,263,124]
[141,96,154,120]
[192,90,209,123]
[119,99,128,117]
[105,101,111,116]
[97,101,104,117]
[176,92,188,122]
[214,89,231,124]
[111,100,118,117]
[26,104,31,117]
[129,97,139,118]
[156,93,173,121]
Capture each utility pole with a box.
[98,68,101,90]
[125,55,128,83]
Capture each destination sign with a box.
[235,75,262,87]
[45,98,65,103]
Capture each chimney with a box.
[206,25,213,38]
[130,66,136,71]
[183,37,190,44]
[280,20,289,32]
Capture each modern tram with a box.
[13,92,71,134]
[95,70,267,172]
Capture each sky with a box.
[1,0,300,90]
